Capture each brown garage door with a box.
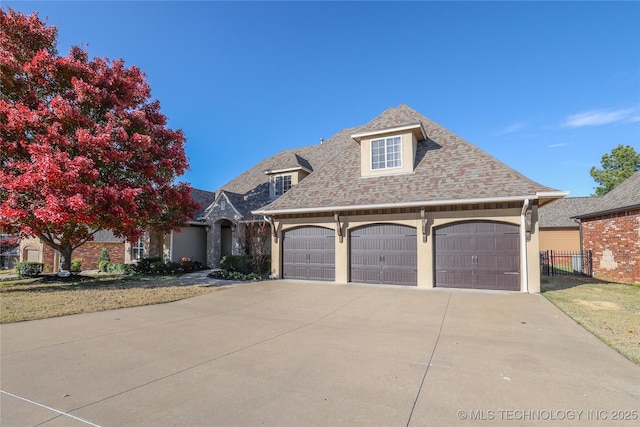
[282,226,335,281]
[350,224,417,286]
[434,221,520,291]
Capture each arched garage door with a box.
[434,221,520,291]
[282,226,335,281]
[350,224,417,286]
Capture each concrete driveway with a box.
[1,280,639,426]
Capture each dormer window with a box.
[371,136,402,170]
[352,123,426,178]
[273,174,292,197]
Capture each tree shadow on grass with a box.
[540,275,610,292]
[0,274,180,294]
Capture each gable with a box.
[204,191,244,221]
[576,171,640,218]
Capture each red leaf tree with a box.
[0,8,200,271]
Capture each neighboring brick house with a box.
[538,197,600,252]
[208,104,567,291]
[574,171,640,285]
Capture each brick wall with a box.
[581,209,640,285]
[41,242,126,272]
[74,242,125,270]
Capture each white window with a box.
[132,236,145,260]
[371,136,402,170]
[273,174,292,197]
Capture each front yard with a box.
[542,276,640,365]
[0,274,221,323]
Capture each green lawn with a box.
[542,276,640,365]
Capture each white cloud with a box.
[562,107,639,128]
[548,143,569,148]
[496,122,527,135]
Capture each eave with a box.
[264,166,312,175]
[351,123,427,143]
[573,203,640,220]
[253,191,568,216]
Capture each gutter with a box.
[572,203,640,220]
[252,192,567,216]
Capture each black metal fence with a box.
[540,250,592,277]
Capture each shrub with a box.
[220,255,251,274]
[97,248,110,270]
[104,262,135,274]
[70,258,83,272]
[133,257,204,275]
[207,269,263,281]
[14,261,44,277]
[98,260,110,273]
[134,257,162,274]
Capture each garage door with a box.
[350,224,417,286]
[282,226,335,281]
[434,221,520,290]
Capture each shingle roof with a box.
[190,188,217,220]
[257,104,562,214]
[92,229,125,243]
[575,171,640,218]
[538,197,600,228]
[213,127,358,218]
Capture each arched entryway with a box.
[220,220,233,258]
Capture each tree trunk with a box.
[59,245,73,271]
[39,235,75,272]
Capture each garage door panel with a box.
[283,226,335,281]
[436,271,473,288]
[436,253,474,269]
[435,221,520,291]
[383,267,417,286]
[475,272,520,290]
[350,224,417,286]
[351,268,380,283]
[496,255,519,270]
[385,254,415,268]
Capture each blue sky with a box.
[7,1,640,197]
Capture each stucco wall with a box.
[581,209,640,285]
[170,226,208,264]
[270,205,541,292]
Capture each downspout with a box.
[520,199,530,293]
[573,218,583,254]
[334,213,343,243]
[169,230,174,262]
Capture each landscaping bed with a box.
[542,276,640,365]
[0,274,221,324]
